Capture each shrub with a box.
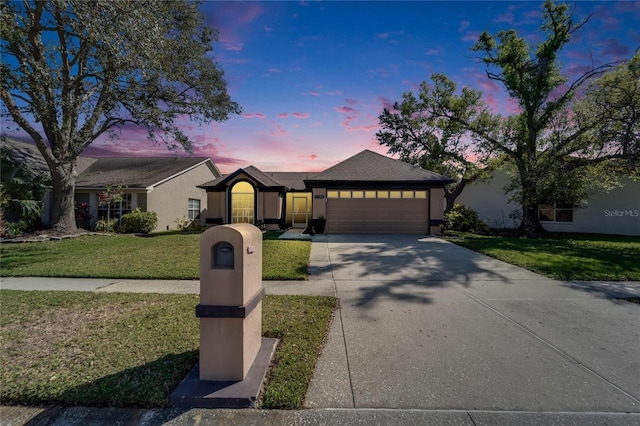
[93,218,119,233]
[120,209,158,234]
[444,204,488,233]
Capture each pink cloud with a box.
[334,106,358,114]
[310,122,322,127]
[344,98,358,106]
[242,113,266,119]
[477,77,499,93]
[377,96,395,111]
[306,91,321,96]
[348,124,380,133]
[309,154,318,160]
[425,49,441,56]
[595,38,631,60]
[461,31,480,43]
[221,41,244,52]
[269,123,288,137]
[325,90,343,96]
[505,98,522,114]
[483,94,499,112]
[277,113,289,119]
[268,68,282,73]
[293,112,310,119]
[206,3,263,53]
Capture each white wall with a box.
[456,171,520,229]
[457,172,640,236]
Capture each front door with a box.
[292,196,309,228]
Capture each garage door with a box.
[326,190,429,234]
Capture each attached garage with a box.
[326,190,429,234]
[305,150,454,235]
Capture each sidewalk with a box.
[0,277,334,297]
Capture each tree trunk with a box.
[519,202,545,237]
[50,163,78,234]
[444,180,467,213]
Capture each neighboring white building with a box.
[457,171,640,236]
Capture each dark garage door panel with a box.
[327,198,429,234]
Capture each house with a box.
[74,157,220,231]
[199,150,454,234]
[456,170,640,236]
[2,138,220,231]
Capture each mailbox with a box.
[197,223,263,382]
[213,242,234,268]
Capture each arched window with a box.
[231,181,255,224]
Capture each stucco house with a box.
[2,138,220,231]
[73,157,220,231]
[456,170,640,236]
[199,150,454,234]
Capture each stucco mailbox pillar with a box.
[171,224,276,408]
[197,223,263,381]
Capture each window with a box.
[326,190,427,199]
[188,198,201,220]
[538,203,573,222]
[97,193,132,220]
[231,181,254,224]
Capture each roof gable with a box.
[199,165,285,189]
[306,150,453,184]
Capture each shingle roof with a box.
[76,157,213,188]
[263,172,318,190]
[198,166,296,189]
[1,137,97,175]
[305,150,454,184]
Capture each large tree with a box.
[377,75,499,212]
[1,0,241,233]
[398,0,638,236]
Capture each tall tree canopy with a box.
[380,0,639,236]
[1,0,241,232]
[377,75,498,212]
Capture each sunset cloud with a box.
[242,113,266,119]
[334,106,358,114]
[293,112,311,119]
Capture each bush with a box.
[120,209,157,234]
[93,218,119,233]
[444,204,488,233]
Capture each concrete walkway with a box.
[1,234,640,425]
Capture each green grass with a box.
[0,232,310,280]
[448,232,640,281]
[0,290,336,409]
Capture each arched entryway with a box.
[230,181,255,224]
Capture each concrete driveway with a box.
[304,235,640,413]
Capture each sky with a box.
[4,1,640,173]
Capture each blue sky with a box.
[7,1,640,173]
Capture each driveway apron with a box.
[304,235,640,412]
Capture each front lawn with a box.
[0,290,336,409]
[449,232,640,281]
[0,232,310,280]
